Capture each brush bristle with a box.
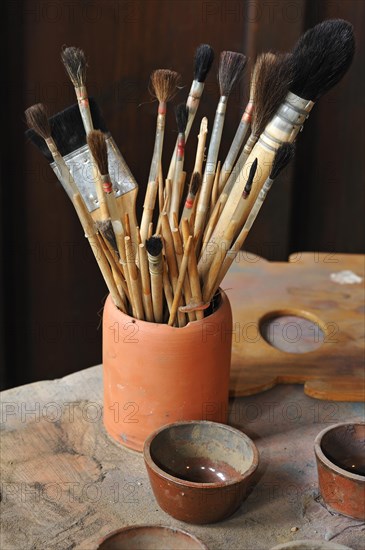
[146,235,163,256]
[218,51,247,97]
[252,52,292,137]
[61,46,87,87]
[243,158,258,197]
[290,19,355,101]
[175,103,189,134]
[194,44,215,82]
[190,172,202,196]
[25,98,108,162]
[270,143,295,179]
[96,219,118,252]
[25,103,51,140]
[150,69,181,103]
[87,130,109,175]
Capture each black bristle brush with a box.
[146,236,164,323]
[167,44,214,181]
[180,172,202,226]
[198,19,355,277]
[194,50,247,241]
[169,103,189,224]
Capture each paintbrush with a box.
[61,46,94,134]
[167,44,214,181]
[169,103,189,224]
[194,51,247,243]
[201,159,258,299]
[180,172,202,227]
[199,19,355,278]
[217,143,295,290]
[217,55,261,192]
[26,99,138,223]
[140,69,181,242]
[168,236,193,326]
[146,236,164,323]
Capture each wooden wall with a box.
[1,0,364,388]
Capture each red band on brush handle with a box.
[185,195,194,209]
[103,181,113,194]
[158,102,167,115]
[242,101,254,123]
[177,136,185,160]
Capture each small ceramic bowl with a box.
[144,420,259,524]
[314,422,365,520]
[96,525,208,549]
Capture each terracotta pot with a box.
[103,290,232,452]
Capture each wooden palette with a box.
[224,252,364,401]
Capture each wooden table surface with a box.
[1,366,364,550]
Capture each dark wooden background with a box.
[1,0,364,389]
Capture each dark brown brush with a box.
[146,235,163,257]
[25,103,52,140]
[218,51,247,98]
[61,46,87,87]
[190,172,202,196]
[242,158,258,198]
[150,69,181,103]
[96,219,118,253]
[270,143,295,179]
[252,52,292,138]
[87,130,109,176]
[175,103,189,134]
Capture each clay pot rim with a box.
[314,421,365,482]
[144,420,259,489]
[96,524,209,549]
[106,288,228,330]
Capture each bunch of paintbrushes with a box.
[25,19,355,326]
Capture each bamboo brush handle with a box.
[167,80,205,181]
[168,236,193,326]
[172,228,196,322]
[193,117,208,175]
[75,86,94,134]
[138,243,154,322]
[202,219,237,303]
[181,218,204,321]
[148,251,163,323]
[161,213,186,327]
[198,92,315,278]
[140,179,158,242]
[218,116,250,192]
[73,193,124,311]
[125,236,144,320]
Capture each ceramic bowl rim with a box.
[96,524,209,549]
[143,420,259,488]
[314,421,365,482]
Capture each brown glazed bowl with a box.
[96,525,208,549]
[314,422,365,520]
[144,421,259,524]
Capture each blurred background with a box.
[1,0,364,389]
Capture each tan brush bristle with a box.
[61,46,87,87]
[25,103,51,139]
[87,130,108,175]
[150,69,181,103]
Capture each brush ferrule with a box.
[45,137,58,158]
[258,177,274,201]
[177,134,185,160]
[259,92,315,151]
[242,100,254,123]
[76,86,88,104]
[147,253,163,274]
[158,102,167,115]
[157,112,166,131]
[101,174,113,194]
[217,96,228,114]
[187,80,204,112]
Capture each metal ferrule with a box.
[259,92,315,151]
[147,253,162,274]
[187,80,204,113]
[51,134,136,213]
[205,96,227,174]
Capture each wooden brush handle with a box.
[172,228,196,323]
[138,243,154,322]
[168,236,193,326]
[140,179,158,242]
[198,92,315,279]
[181,218,204,321]
[218,117,250,192]
[148,252,164,323]
[125,236,144,320]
